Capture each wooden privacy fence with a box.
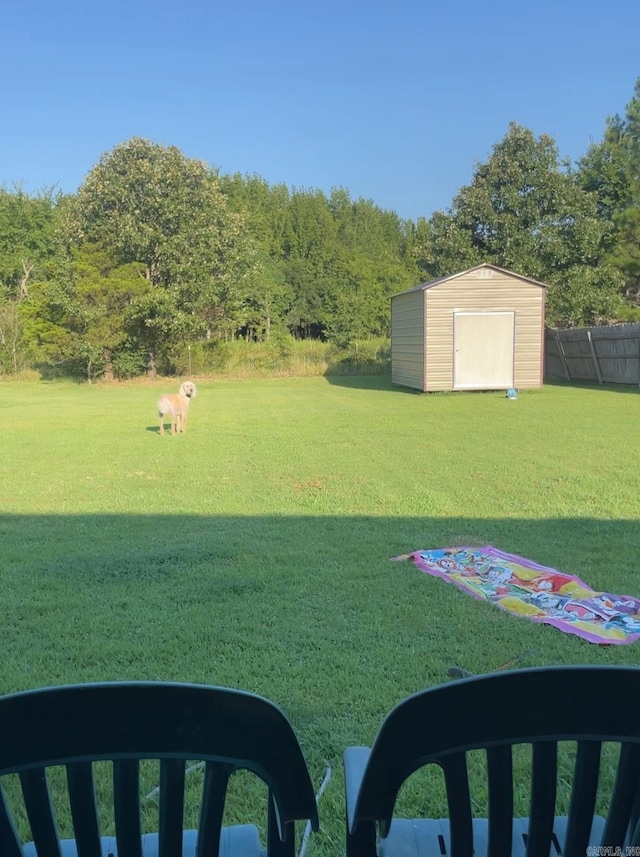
[545,323,640,386]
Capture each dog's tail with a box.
[157,395,171,418]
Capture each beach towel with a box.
[393,545,640,645]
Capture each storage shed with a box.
[391,263,547,392]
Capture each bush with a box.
[325,339,391,375]
[112,349,148,380]
[168,340,232,375]
[613,303,640,323]
[15,335,392,381]
[270,327,294,366]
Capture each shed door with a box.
[454,312,515,390]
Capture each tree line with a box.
[1,79,639,380]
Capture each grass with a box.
[1,375,640,852]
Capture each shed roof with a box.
[392,263,549,298]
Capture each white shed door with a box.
[454,312,515,390]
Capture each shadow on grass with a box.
[326,374,640,396]
[1,513,639,763]
[323,374,418,394]
[2,512,638,854]
[544,377,640,395]
[146,425,189,434]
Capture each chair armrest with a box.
[344,746,372,833]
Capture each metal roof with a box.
[392,263,549,298]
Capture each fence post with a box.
[553,330,571,381]
[586,330,603,384]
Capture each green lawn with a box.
[1,375,639,851]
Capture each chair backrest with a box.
[0,682,319,857]
[351,666,640,855]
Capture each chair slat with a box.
[441,752,473,857]
[66,761,103,857]
[525,742,557,857]
[20,768,62,857]
[159,758,186,857]
[0,783,24,857]
[486,744,513,857]
[563,741,601,857]
[197,762,233,857]
[268,795,296,857]
[629,782,640,846]
[601,743,640,847]
[113,759,142,857]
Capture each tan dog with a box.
[157,381,197,435]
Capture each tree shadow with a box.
[543,377,640,395]
[323,374,418,393]
[327,374,640,396]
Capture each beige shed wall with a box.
[424,270,544,391]
[391,289,425,389]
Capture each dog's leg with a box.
[159,418,164,435]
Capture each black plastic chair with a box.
[344,666,640,857]
[0,681,319,857]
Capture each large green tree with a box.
[418,123,623,325]
[577,116,630,222]
[0,185,60,299]
[577,78,640,301]
[219,176,418,343]
[0,185,66,375]
[67,137,255,374]
[450,124,604,276]
[608,80,640,298]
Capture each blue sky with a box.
[2,0,639,222]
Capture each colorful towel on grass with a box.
[392,545,640,645]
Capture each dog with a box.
[157,381,197,435]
